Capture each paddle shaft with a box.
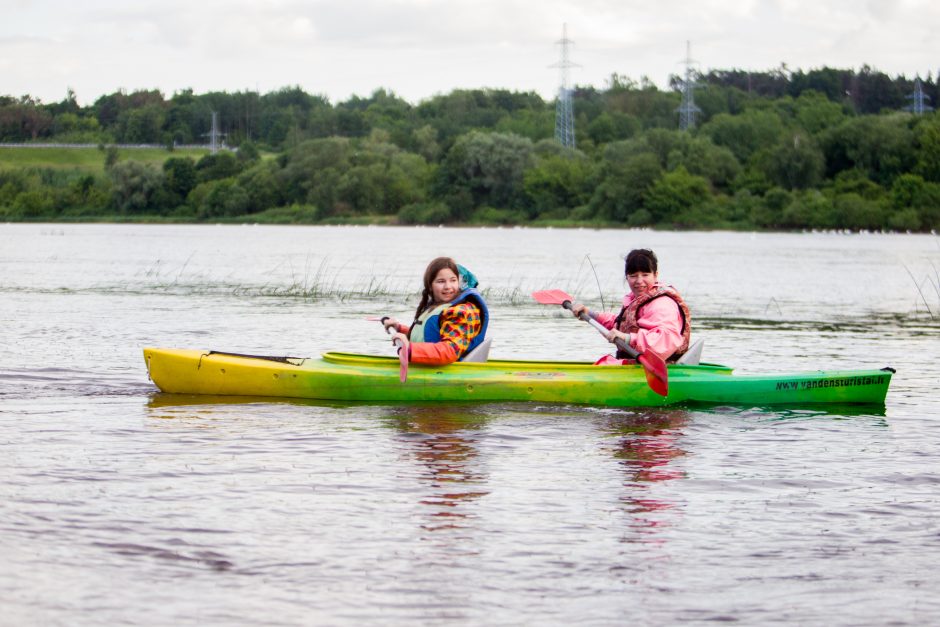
[380,316,409,382]
[561,301,641,360]
[380,316,405,347]
[532,288,667,397]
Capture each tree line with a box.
[1,65,939,231]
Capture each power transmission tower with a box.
[551,23,578,148]
[206,111,227,153]
[904,77,933,114]
[676,41,702,131]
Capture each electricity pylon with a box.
[205,111,227,153]
[676,41,702,131]
[904,77,933,114]
[551,23,578,148]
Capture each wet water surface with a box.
[1,224,939,625]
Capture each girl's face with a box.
[430,268,460,303]
[627,270,658,297]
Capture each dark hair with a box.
[412,256,460,325]
[625,249,658,275]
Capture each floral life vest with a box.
[409,288,489,360]
[613,285,691,361]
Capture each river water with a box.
[1,224,939,625]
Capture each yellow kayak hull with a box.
[143,348,893,407]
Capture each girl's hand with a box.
[606,329,629,345]
[571,303,589,319]
[381,316,400,332]
[390,332,408,352]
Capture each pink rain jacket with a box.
[593,284,687,360]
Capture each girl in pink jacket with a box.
[572,249,691,362]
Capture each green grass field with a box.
[0,146,212,173]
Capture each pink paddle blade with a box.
[532,289,575,305]
[397,346,408,382]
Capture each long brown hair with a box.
[412,256,460,326]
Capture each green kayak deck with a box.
[143,348,894,407]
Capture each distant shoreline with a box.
[2,215,935,236]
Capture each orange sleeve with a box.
[408,342,458,365]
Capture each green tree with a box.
[604,78,679,129]
[788,67,853,102]
[114,103,165,143]
[665,135,741,190]
[0,98,53,140]
[820,115,915,185]
[52,112,102,139]
[831,192,888,230]
[851,65,906,114]
[358,88,415,147]
[586,111,640,144]
[780,189,835,228]
[416,89,546,152]
[412,124,441,161]
[700,109,786,163]
[589,147,662,222]
[237,161,284,213]
[890,173,940,230]
[103,145,120,170]
[913,116,940,182]
[279,137,353,213]
[397,201,453,225]
[195,179,250,218]
[195,152,241,182]
[829,169,886,201]
[522,150,595,219]
[494,108,555,143]
[109,161,163,213]
[760,134,826,190]
[792,90,846,133]
[236,140,261,164]
[163,157,198,200]
[435,131,535,217]
[644,166,711,224]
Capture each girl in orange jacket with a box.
[382,257,489,365]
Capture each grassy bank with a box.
[0,146,211,173]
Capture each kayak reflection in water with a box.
[604,410,688,537]
[571,248,692,364]
[383,406,490,532]
[382,256,489,365]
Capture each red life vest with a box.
[613,285,691,361]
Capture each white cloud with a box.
[1,0,938,104]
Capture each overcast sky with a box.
[3,0,939,106]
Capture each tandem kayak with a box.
[143,348,894,407]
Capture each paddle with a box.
[366,316,409,382]
[532,289,668,397]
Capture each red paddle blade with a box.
[532,289,575,305]
[638,354,668,397]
